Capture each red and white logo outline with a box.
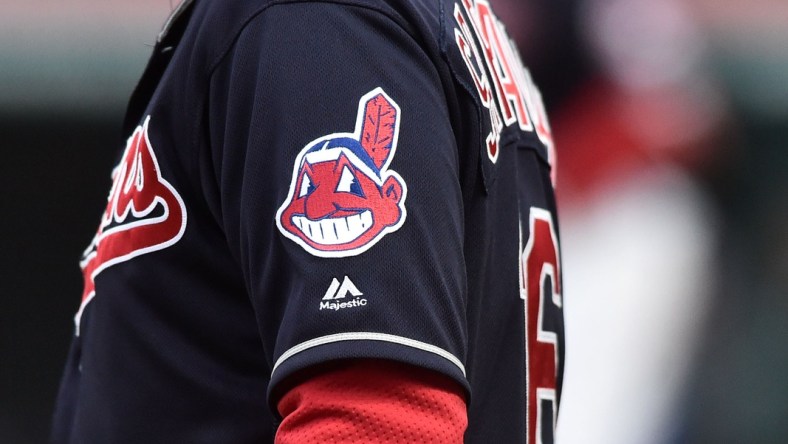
[75,116,187,334]
[275,88,408,258]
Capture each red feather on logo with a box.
[360,93,398,170]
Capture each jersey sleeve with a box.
[206,1,468,409]
[275,359,467,442]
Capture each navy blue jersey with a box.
[52,0,564,442]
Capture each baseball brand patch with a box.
[276,88,407,257]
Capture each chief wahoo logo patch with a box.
[276,88,407,258]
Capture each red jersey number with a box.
[521,207,561,444]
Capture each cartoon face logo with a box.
[276,88,407,257]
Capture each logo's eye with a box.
[299,173,315,197]
[336,166,364,197]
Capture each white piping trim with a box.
[272,332,466,377]
[157,0,194,43]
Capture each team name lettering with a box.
[75,116,187,334]
[453,0,555,169]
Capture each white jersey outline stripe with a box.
[272,332,466,377]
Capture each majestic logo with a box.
[75,116,187,333]
[322,276,363,300]
[276,88,407,257]
[320,276,367,311]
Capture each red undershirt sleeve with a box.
[275,359,468,443]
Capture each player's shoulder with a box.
[185,0,446,55]
[191,0,444,33]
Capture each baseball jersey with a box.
[52,0,564,442]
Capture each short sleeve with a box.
[206,1,468,408]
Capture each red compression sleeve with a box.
[275,359,468,443]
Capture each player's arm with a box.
[275,359,467,443]
[208,1,470,440]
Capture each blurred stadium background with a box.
[2,0,787,442]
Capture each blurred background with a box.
[2,0,787,442]
[1,2,175,442]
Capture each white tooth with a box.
[341,218,357,243]
[346,213,362,235]
[335,218,351,242]
[307,220,316,239]
[361,211,372,228]
[319,219,334,241]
